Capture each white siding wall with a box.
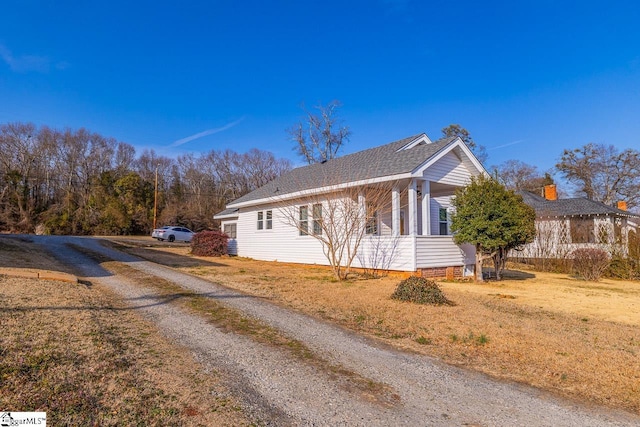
[236,202,329,265]
[353,236,415,271]
[430,195,453,235]
[378,199,394,236]
[234,198,419,271]
[415,236,474,268]
[423,151,473,185]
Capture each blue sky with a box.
[1,0,639,177]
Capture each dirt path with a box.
[34,235,640,426]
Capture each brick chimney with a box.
[544,184,558,201]
[617,201,627,211]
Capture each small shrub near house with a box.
[391,276,454,306]
[191,230,228,256]
[606,255,638,280]
[571,248,610,281]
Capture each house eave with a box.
[536,212,638,219]
[227,172,412,209]
[214,213,240,220]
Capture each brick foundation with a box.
[419,266,463,279]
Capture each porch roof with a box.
[226,134,458,208]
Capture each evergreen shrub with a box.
[606,255,640,280]
[391,276,454,306]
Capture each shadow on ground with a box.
[108,243,228,268]
[484,269,536,281]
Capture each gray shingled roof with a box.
[226,134,457,207]
[519,191,637,218]
[213,207,239,219]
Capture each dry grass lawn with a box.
[116,238,640,415]
[0,236,249,426]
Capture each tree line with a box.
[493,144,640,209]
[0,122,292,235]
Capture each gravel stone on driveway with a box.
[35,236,640,426]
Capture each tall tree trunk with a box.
[475,244,484,282]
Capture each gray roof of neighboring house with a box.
[518,191,637,218]
[213,207,239,219]
[226,134,458,208]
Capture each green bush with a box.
[391,276,454,306]
[191,230,228,256]
[606,255,640,280]
[571,248,610,281]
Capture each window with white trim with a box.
[312,203,322,235]
[257,210,273,230]
[365,202,378,235]
[266,210,273,229]
[223,223,237,239]
[299,205,309,236]
[439,208,449,235]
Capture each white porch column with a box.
[408,179,417,236]
[421,180,431,235]
[392,184,400,237]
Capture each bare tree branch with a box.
[289,100,351,164]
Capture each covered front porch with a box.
[358,178,475,275]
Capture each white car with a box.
[151,226,195,242]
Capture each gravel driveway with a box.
[35,236,640,426]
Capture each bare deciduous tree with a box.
[556,143,640,208]
[0,121,292,235]
[493,160,554,194]
[275,178,397,281]
[0,122,42,231]
[289,100,351,164]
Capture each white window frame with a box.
[365,202,378,235]
[266,210,273,230]
[223,223,237,239]
[439,207,448,235]
[299,205,309,236]
[257,210,273,231]
[312,203,323,235]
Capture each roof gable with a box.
[396,134,434,150]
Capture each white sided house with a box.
[514,185,639,261]
[215,134,487,277]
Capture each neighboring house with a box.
[214,133,487,277]
[514,185,639,260]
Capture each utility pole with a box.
[153,165,158,230]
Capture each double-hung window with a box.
[257,210,273,230]
[299,206,309,236]
[223,223,237,239]
[266,210,272,229]
[312,203,323,235]
[439,208,448,235]
[365,203,378,235]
